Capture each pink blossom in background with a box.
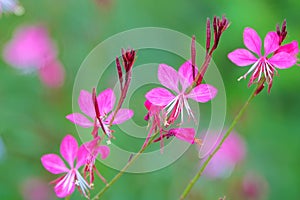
[41,135,90,198]
[38,60,65,88]
[21,178,54,200]
[241,172,269,200]
[66,89,133,138]
[228,27,299,92]
[3,25,65,88]
[145,60,217,126]
[200,131,246,179]
[0,0,24,16]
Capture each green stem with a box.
[64,195,71,200]
[91,131,159,200]
[179,86,258,200]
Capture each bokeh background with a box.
[0,0,299,199]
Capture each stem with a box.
[64,195,71,200]
[179,86,258,200]
[91,131,159,200]
[109,70,132,126]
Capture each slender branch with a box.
[91,131,159,200]
[179,85,259,200]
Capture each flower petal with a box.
[187,84,217,103]
[76,145,89,168]
[97,88,116,116]
[158,64,179,92]
[170,128,196,144]
[3,25,57,70]
[243,27,262,55]
[228,49,258,66]
[96,146,110,159]
[54,172,75,198]
[269,52,297,69]
[60,135,78,168]
[264,31,279,55]
[276,41,299,56]
[65,113,93,128]
[145,88,175,106]
[178,60,198,90]
[38,60,65,88]
[78,90,95,119]
[105,108,134,124]
[41,154,69,174]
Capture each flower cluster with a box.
[143,17,229,150]
[41,49,135,198]
[39,17,299,200]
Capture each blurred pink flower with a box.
[21,178,54,200]
[201,131,246,179]
[66,89,133,138]
[41,135,90,198]
[145,61,217,126]
[0,0,24,16]
[3,25,65,88]
[241,172,269,200]
[80,136,110,185]
[228,27,299,92]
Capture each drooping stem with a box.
[91,131,159,200]
[179,84,259,200]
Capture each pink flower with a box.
[241,172,269,199]
[0,0,24,16]
[3,25,65,88]
[228,27,298,92]
[21,178,54,200]
[201,131,246,179]
[153,128,201,145]
[80,137,110,185]
[41,135,90,198]
[66,89,133,138]
[143,100,165,148]
[145,61,217,126]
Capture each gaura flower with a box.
[41,135,90,198]
[153,128,202,145]
[0,0,24,16]
[3,25,65,88]
[228,27,299,92]
[200,131,246,179]
[66,89,133,138]
[143,101,201,150]
[145,61,217,126]
[80,136,110,186]
[143,100,166,149]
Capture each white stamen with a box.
[75,171,90,199]
[238,60,259,81]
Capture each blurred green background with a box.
[0,0,299,199]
